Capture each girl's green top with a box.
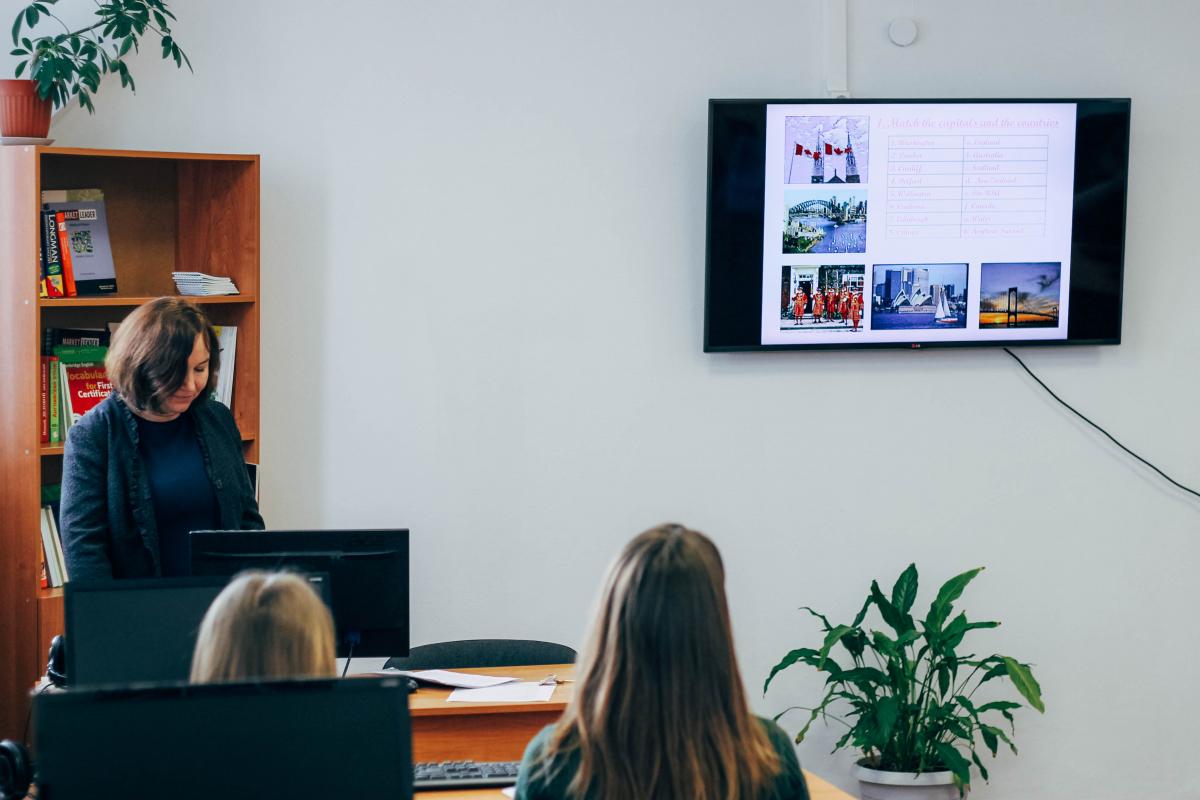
[514,716,811,800]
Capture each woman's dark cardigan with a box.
[61,393,264,580]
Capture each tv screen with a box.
[705,98,1130,351]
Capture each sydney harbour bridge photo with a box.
[782,189,868,254]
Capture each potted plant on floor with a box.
[765,565,1044,799]
[3,0,191,140]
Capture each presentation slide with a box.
[759,103,1077,346]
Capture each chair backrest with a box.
[383,639,576,671]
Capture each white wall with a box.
[6,1,1199,796]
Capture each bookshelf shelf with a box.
[39,294,257,308]
[0,146,260,739]
[39,431,256,457]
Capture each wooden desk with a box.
[410,664,851,800]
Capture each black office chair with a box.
[383,639,576,671]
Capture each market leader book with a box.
[41,188,118,295]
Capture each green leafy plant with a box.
[764,565,1044,795]
[8,0,190,113]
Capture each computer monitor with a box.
[34,677,413,799]
[65,574,332,687]
[189,529,409,658]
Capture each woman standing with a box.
[515,524,809,800]
[61,297,264,581]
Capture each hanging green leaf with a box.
[971,750,990,782]
[1002,658,1045,712]
[932,742,972,788]
[764,648,820,694]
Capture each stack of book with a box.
[40,328,114,445]
[40,484,67,588]
[172,272,240,296]
[39,188,118,297]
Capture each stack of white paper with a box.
[388,669,517,689]
[446,682,556,703]
[172,272,239,296]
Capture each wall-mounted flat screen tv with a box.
[705,98,1130,351]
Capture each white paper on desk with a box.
[393,669,518,689]
[501,788,516,798]
[447,681,556,703]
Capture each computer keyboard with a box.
[413,760,522,789]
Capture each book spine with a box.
[57,359,71,435]
[56,212,77,297]
[40,508,61,588]
[40,357,49,444]
[49,509,68,583]
[42,211,65,298]
[38,218,48,298]
[48,356,60,444]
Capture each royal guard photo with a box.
[779,265,865,332]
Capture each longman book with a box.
[40,209,65,297]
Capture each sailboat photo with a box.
[934,286,956,324]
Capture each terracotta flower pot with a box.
[0,79,52,138]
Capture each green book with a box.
[52,344,108,365]
[48,358,60,444]
[40,483,61,505]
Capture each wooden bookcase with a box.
[0,147,260,739]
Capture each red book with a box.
[61,362,112,427]
[55,212,78,297]
[39,357,49,443]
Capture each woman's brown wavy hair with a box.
[106,296,220,414]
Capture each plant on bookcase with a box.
[764,565,1045,799]
[3,0,191,138]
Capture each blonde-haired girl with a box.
[190,570,335,683]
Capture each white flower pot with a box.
[854,764,960,800]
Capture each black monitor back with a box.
[189,529,409,658]
[66,576,219,687]
[34,677,413,799]
[64,574,331,687]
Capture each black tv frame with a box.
[704,97,1131,352]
